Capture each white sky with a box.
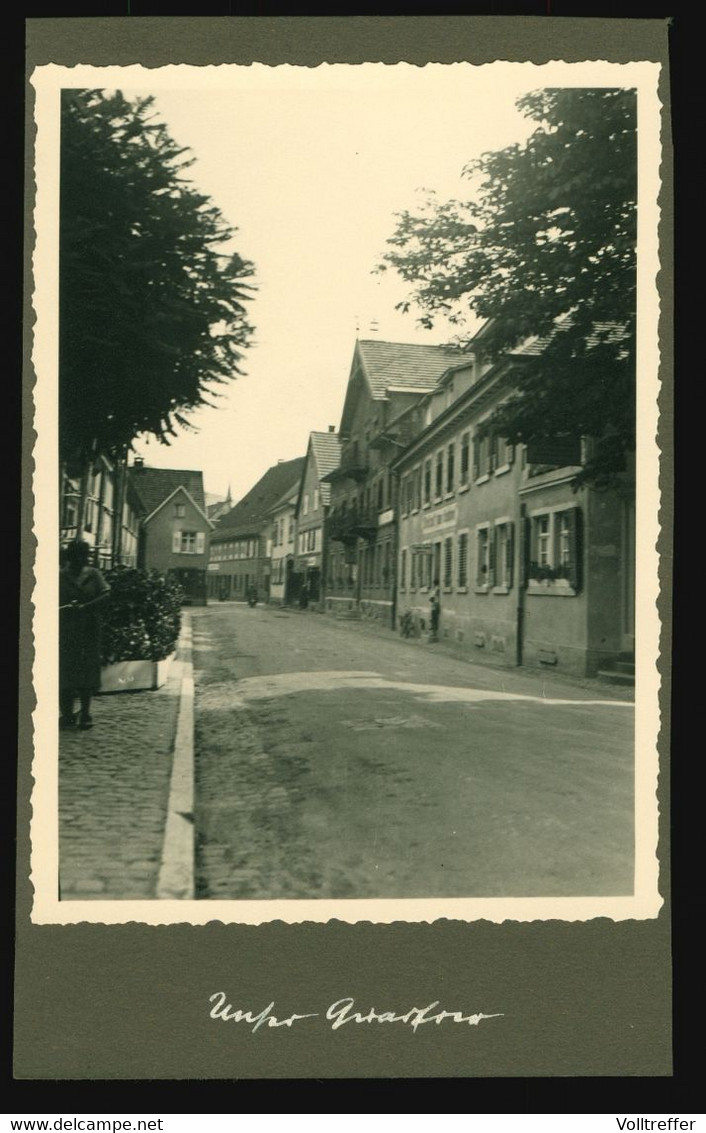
[37,60,658,501]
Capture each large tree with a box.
[379,88,637,487]
[60,89,256,467]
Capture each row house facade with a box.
[267,482,299,605]
[323,339,462,625]
[393,328,634,678]
[294,428,341,606]
[129,463,213,605]
[206,456,304,602]
[60,454,143,569]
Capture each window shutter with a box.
[506,522,515,589]
[506,441,515,465]
[172,529,181,553]
[196,532,205,554]
[567,507,583,592]
[488,528,496,587]
[472,437,480,480]
[520,514,531,588]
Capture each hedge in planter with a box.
[101,567,184,666]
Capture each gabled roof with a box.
[143,485,214,528]
[212,456,305,541]
[357,339,463,398]
[307,431,341,507]
[266,480,300,517]
[339,340,463,436]
[130,466,207,518]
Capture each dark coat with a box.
[59,566,110,692]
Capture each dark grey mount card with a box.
[18,16,672,1080]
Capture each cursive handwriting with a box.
[209,992,319,1032]
[326,997,503,1032]
[209,992,503,1034]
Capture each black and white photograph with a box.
[29,55,662,929]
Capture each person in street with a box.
[59,540,111,730]
[429,577,440,641]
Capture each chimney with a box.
[328,425,335,433]
[133,456,145,471]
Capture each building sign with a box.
[378,508,395,527]
[526,437,581,467]
[207,563,220,572]
[422,504,457,535]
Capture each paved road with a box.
[192,603,634,901]
[59,654,182,899]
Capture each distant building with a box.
[129,462,213,605]
[207,457,305,602]
[267,482,299,606]
[323,339,462,624]
[205,486,233,524]
[294,428,341,607]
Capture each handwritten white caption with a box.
[209,992,503,1034]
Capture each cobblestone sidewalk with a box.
[59,650,184,900]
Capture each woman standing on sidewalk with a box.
[59,540,110,730]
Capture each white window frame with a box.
[492,517,513,593]
[528,506,580,596]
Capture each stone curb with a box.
[156,611,195,899]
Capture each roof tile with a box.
[213,457,305,540]
[357,340,463,398]
[129,467,206,518]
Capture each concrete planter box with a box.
[99,652,175,694]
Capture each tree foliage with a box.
[379,88,637,487]
[60,89,256,466]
